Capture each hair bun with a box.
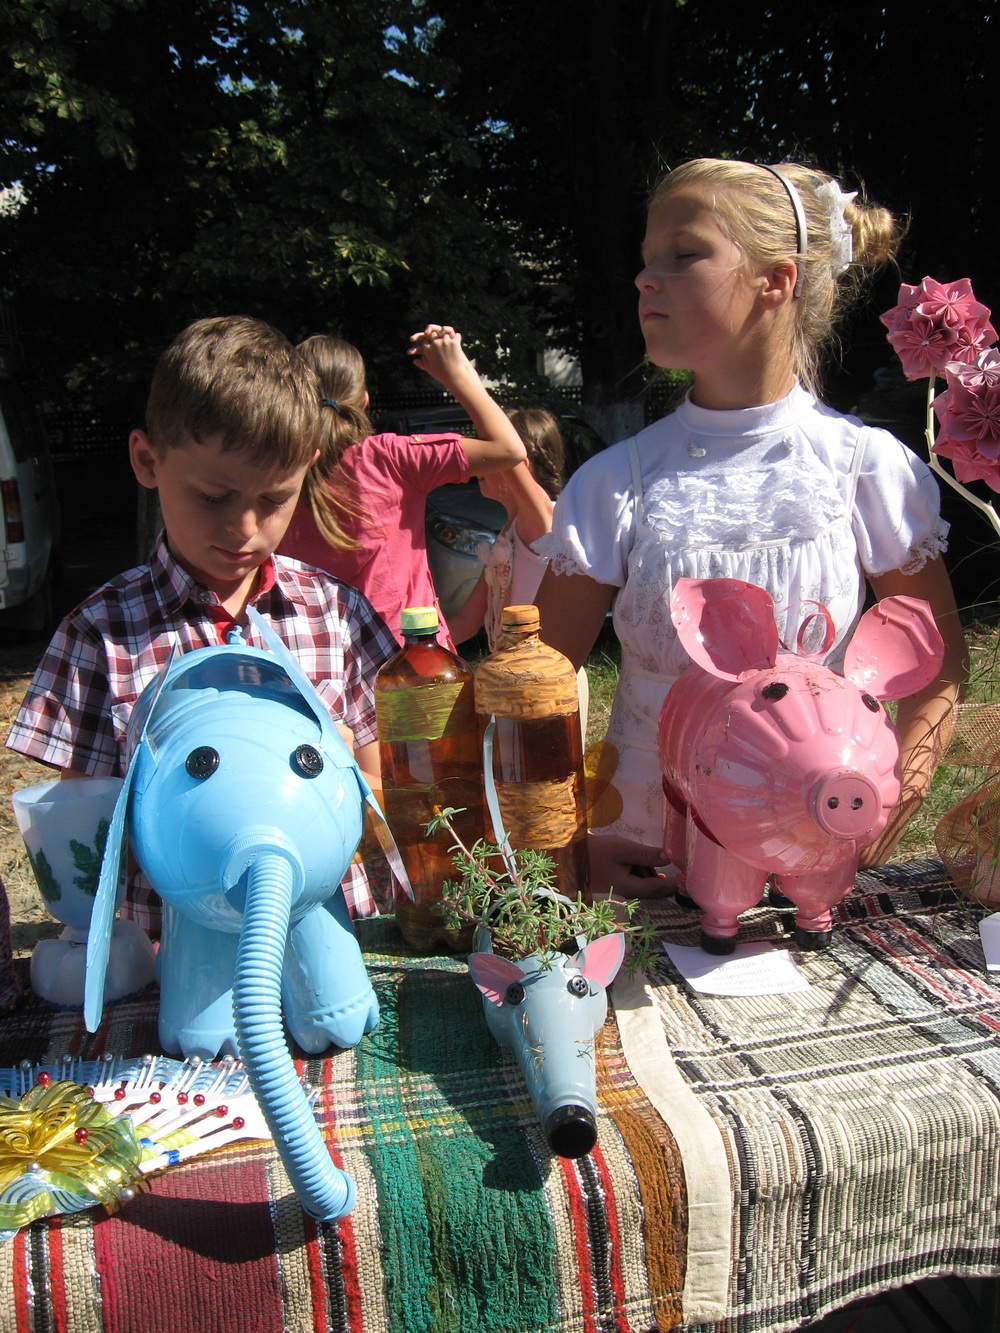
[849,201,902,269]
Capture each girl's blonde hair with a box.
[296,334,373,549]
[651,159,903,393]
[506,407,565,499]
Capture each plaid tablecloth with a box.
[1,862,999,1333]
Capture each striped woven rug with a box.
[0,919,686,1333]
[2,862,999,1332]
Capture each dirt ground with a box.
[0,631,67,955]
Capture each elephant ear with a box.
[354,771,414,903]
[247,608,352,765]
[84,648,177,1032]
[248,607,413,901]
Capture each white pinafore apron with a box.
[603,423,869,845]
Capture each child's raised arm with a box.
[408,325,525,473]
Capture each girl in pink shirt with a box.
[279,325,525,649]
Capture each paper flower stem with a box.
[924,379,1000,540]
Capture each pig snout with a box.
[811,771,882,839]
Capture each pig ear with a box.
[468,953,527,1007]
[671,578,779,681]
[575,933,626,988]
[842,596,945,701]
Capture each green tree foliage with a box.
[428,0,999,413]
[1,1,997,418]
[427,0,692,423]
[0,0,531,402]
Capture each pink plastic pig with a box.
[657,578,945,953]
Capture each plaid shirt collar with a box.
[148,533,305,633]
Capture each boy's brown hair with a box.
[144,316,321,469]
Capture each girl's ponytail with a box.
[297,335,371,550]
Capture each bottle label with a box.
[495,776,582,846]
[375,680,474,742]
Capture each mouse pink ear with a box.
[468,953,527,1007]
[842,596,945,700]
[671,578,779,681]
[574,933,626,988]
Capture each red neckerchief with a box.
[199,559,279,645]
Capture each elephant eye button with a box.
[293,744,324,777]
[186,746,220,779]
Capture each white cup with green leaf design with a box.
[12,778,156,1007]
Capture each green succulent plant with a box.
[425,806,659,975]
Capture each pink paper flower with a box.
[944,347,1000,388]
[934,376,1000,457]
[931,433,1000,493]
[881,277,996,380]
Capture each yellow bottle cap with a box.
[400,606,439,632]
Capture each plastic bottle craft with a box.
[375,605,485,950]
[468,914,624,1159]
[658,578,945,953]
[474,605,589,899]
[14,610,409,1222]
[461,727,624,1160]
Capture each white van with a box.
[0,379,61,631]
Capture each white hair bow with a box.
[814,180,857,276]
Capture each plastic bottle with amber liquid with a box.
[474,604,589,899]
[374,606,484,951]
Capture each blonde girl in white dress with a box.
[535,158,968,896]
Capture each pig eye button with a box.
[861,693,880,712]
[567,976,590,997]
[292,744,324,777]
[761,681,789,700]
[505,982,525,1006]
[186,746,219,780]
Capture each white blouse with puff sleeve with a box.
[538,383,948,844]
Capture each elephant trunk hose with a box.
[233,853,356,1220]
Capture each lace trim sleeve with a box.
[896,523,950,577]
[545,547,593,579]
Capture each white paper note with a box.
[663,940,812,995]
[978,913,1000,972]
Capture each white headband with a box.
[756,165,857,297]
[756,165,808,297]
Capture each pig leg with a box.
[773,858,858,951]
[686,820,767,954]
[663,779,696,907]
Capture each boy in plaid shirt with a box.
[8,315,398,933]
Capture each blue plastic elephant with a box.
[84,610,405,1220]
[468,931,625,1159]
